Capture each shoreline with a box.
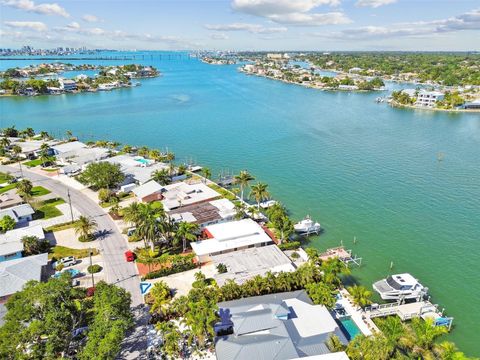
[388,100,480,113]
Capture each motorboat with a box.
[294,215,320,234]
[373,273,428,301]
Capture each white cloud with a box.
[316,8,480,40]
[205,22,288,34]
[4,20,48,31]
[210,33,229,40]
[231,0,350,26]
[82,14,100,23]
[356,0,397,8]
[1,0,69,17]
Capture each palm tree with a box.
[74,215,97,241]
[11,144,22,159]
[410,317,448,352]
[201,167,211,184]
[148,281,172,319]
[0,136,10,150]
[347,285,372,308]
[17,179,33,203]
[122,144,133,153]
[66,130,73,139]
[250,182,270,209]
[40,131,49,140]
[149,149,161,161]
[175,221,199,252]
[234,170,255,201]
[39,142,50,168]
[151,168,171,185]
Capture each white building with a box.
[190,218,274,263]
[0,204,35,224]
[415,90,445,107]
[160,181,220,211]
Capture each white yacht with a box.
[373,273,428,301]
[294,216,321,234]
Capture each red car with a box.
[124,250,135,262]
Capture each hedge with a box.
[141,262,196,280]
[278,241,301,251]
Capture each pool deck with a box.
[338,289,379,336]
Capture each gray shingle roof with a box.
[0,253,48,297]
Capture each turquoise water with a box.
[1,52,479,354]
[339,318,362,341]
[135,158,150,165]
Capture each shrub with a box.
[278,241,300,251]
[217,263,227,274]
[98,188,111,203]
[78,234,95,242]
[87,264,102,274]
[291,251,300,259]
[141,262,196,280]
[56,263,65,271]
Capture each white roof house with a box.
[168,198,236,228]
[0,203,35,222]
[51,141,87,155]
[0,224,45,259]
[161,181,220,211]
[132,180,163,201]
[56,147,110,167]
[190,219,274,262]
[0,253,49,300]
[105,155,169,184]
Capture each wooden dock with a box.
[319,246,362,267]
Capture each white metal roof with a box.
[132,180,163,199]
[161,182,220,210]
[51,141,87,154]
[190,219,272,256]
[0,253,48,297]
[0,225,45,256]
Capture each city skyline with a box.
[1,0,479,51]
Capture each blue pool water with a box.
[135,158,149,165]
[339,318,362,341]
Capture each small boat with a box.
[259,200,277,209]
[294,215,320,234]
[373,273,428,301]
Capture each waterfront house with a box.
[0,253,49,304]
[160,181,221,211]
[0,224,45,262]
[0,204,35,224]
[168,198,236,228]
[105,154,169,185]
[7,138,57,159]
[59,78,77,91]
[463,99,480,109]
[214,290,348,360]
[51,141,87,155]
[190,218,274,263]
[56,147,110,168]
[0,190,24,210]
[132,180,164,203]
[415,90,445,107]
[212,244,296,286]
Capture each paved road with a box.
[1,165,147,359]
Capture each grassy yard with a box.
[45,220,81,232]
[33,197,65,219]
[48,245,99,260]
[0,183,17,194]
[0,172,13,183]
[31,186,51,197]
[208,183,237,201]
[23,157,55,168]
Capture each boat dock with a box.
[320,246,362,267]
[364,300,453,330]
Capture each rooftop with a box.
[57,147,109,166]
[215,290,347,360]
[51,141,87,154]
[0,253,49,297]
[190,219,273,256]
[168,198,236,226]
[212,245,295,286]
[0,224,45,257]
[132,180,163,199]
[0,190,23,210]
[0,203,35,221]
[161,181,220,210]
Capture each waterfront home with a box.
[7,138,57,159]
[51,141,87,155]
[0,253,49,304]
[105,154,169,185]
[190,218,274,263]
[132,180,164,203]
[56,146,110,168]
[59,78,77,91]
[0,190,23,210]
[160,181,221,211]
[415,90,445,107]
[168,198,236,228]
[0,224,45,262]
[47,87,62,95]
[463,99,480,109]
[214,290,348,360]
[0,204,35,224]
[212,244,296,286]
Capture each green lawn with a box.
[45,220,81,232]
[31,186,51,197]
[33,197,65,219]
[23,157,55,168]
[0,183,17,194]
[0,172,13,183]
[49,246,99,260]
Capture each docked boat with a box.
[373,273,428,301]
[294,216,320,234]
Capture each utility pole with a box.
[67,188,74,223]
[89,249,95,288]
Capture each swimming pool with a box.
[135,158,150,165]
[338,317,362,341]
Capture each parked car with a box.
[124,250,135,262]
[52,256,77,269]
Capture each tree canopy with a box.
[79,162,125,190]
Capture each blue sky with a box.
[1,0,479,50]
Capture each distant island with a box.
[0,63,159,97]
